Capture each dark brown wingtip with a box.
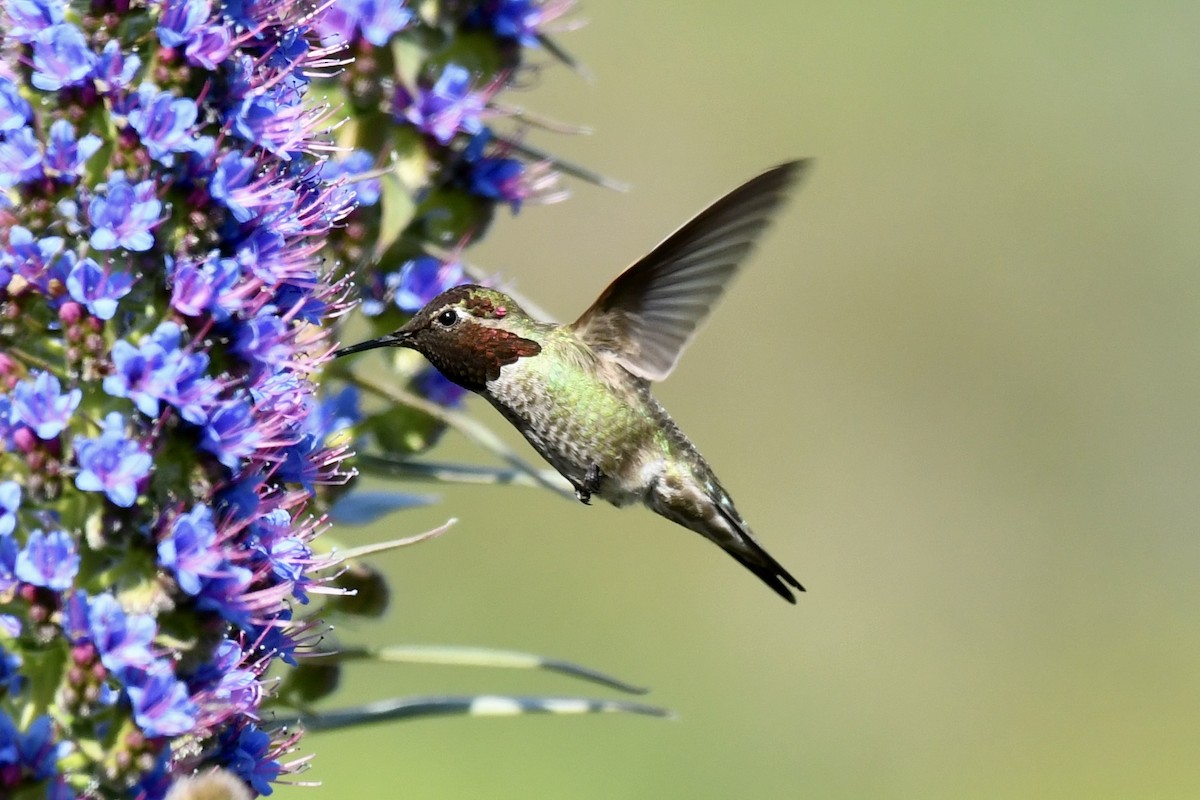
[748,159,813,201]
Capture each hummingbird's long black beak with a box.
[333,331,411,359]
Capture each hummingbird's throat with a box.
[431,325,541,388]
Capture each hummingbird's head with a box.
[334,284,541,391]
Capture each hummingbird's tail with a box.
[711,502,805,604]
[650,474,805,603]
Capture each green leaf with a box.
[363,403,447,455]
[24,644,67,717]
[334,644,649,694]
[412,186,495,248]
[294,694,672,732]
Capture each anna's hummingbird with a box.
[336,161,809,602]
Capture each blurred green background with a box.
[295,2,1200,798]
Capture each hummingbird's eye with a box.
[436,309,459,327]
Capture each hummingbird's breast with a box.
[484,337,667,504]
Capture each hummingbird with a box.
[336,161,809,602]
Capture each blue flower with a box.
[87,593,156,674]
[317,385,362,437]
[0,77,32,131]
[66,257,134,320]
[103,323,216,423]
[195,564,254,626]
[128,84,205,165]
[94,40,141,93]
[43,119,103,182]
[87,172,162,252]
[124,664,198,738]
[168,253,243,319]
[318,149,381,206]
[10,371,81,440]
[73,412,152,508]
[356,0,415,46]
[0,536,17,593]
[316,0,413,47]
[0,482,20,537]
[198,639,260,714]
[16,715,67,781]
[226,61,318,158]
[415,366,467,407]
[485,0,548,46]
[232,313,292,374]
[396,64,484,144]
[470,155,526,209]
[216,723,280,795]
[14,529,79,590]
[394,256,464,312]
[6,0,65,43]
[184,24,233,70]
[0,641,23,695]
[200,398,261,469]
[158,505,221,596]
[209,150,259,222]
[31,23,97,92]
[156,0,211,48]
[0,126,45,188]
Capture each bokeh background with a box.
[295,2,1199,798]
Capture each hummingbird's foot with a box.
[575,464,604,505]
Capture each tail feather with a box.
[712,502,805,603]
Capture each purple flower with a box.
[318,149,381,206]
[103,322,217,424]
[484,0,553,46]
[158,505,222,596]
[6,0,65,42]
[394,257,464,312]
[232,313,292,373]
[315,0,413,47]
[66,257,134,320]
[470,155,526,209]
[87,594,156,674]
[184,24,233,70]
[0,126,45,188]
[209,150,260,222]
[357,0,414,46]
[0,641,22,695]
[31,23,97,92]
[396,64,484,144]
[0,536,17,593]
[88,172,162,252]
[73,412,152,508]
[124,664,198,738]
[168,253,243,319]
[188,638,260,722]
[226,62,322,158]
[216,723,280,795]
[0,227,73,291]
[415,366,467,407]
[94,40,141,92]
[128,84,204,165]
[14,529,78,590]
[317,385,362,435]
[156,0,211,48]
[0,77,32,131]
[10,371,82,440]
[42,119,103,182]
[200,398,261,469]
[0,482,19,537]
[104,340,165,417]
[195,563,253,625]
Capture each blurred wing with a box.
[571,160,809,382]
